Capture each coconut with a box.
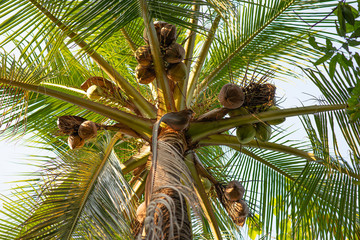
[228,107,249,117]
[225,180,245,201]
[218,83,245,109]
[160,23,177,46]
[80,76,117,94]
[68,133,85,149]
[201,177,212,193]
[164,43,185,64]
[78,121,97,140]
[143,21,167,43]
[230,200,249,227]
[136,202,146,223]
[255,122,271,142]
[57,115,87,135]
[236,124,256,144]
[266,106,286,125]
[135,45,152,66]
[166,62,187,82]
[135,64,156,84]
[86,85,105,100]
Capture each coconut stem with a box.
[120,28,137,52]
[189,104,347,141]
[185,153,223,240]
[177,2,200,110]
[186,15,221,106]
[0,78,152,135]
[140,0,175,113]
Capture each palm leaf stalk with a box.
[0,0,359,239]
[27,0,156,118]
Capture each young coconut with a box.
[86,85,105,100]
[78,121,98,140]
[266,106,286,125]
[236,124,256,144]
[135,64,156,84]
[160,23,177,46]
[164,43,185,64]
[68,133,85,149]
[201,177,212,193]
[228,107,249,117]
[255,122,272,142]
[166,62,187,82]
[135,45,152,66]
[218,83,245,109]
[57,115,87,135]
[224,180,245,202]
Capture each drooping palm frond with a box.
[0,133,138,240]
[304,64,360,163]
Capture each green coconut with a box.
[236,124,256,144]
[228,107,249,117]
[266,106,286,125]
[255,122,272,142]
[201,177,212,193]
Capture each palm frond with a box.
[192,0,349,101]
[0,133,137,239]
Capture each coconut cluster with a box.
[57,116,98,149]
[215,181,249,227]
[217,81,285,145]
[135,21,187,84]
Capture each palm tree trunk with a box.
[138,128,194,240]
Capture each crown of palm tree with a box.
[0,0,359,239]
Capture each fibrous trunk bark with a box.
[137,128,194,240]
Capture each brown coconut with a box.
[218,83,245,109]
[160,23,177,46]
[166,62,187,82]
[136,202,146,223]
[164,43,185,64]
[135,45,152,66]
[57,115,87,135]
[230,200,249,226]
[135,64,156,84]
[68,133,85,149]
[78,121,98,140]
[80,76,117,94]
[143,21,167,43]
[224,180,245,202]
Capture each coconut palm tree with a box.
[0,0,359,239]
